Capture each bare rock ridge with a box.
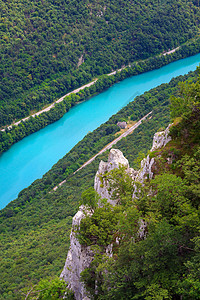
[60,125,172,299]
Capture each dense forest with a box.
[1,0,200,127]
[0,69,199,299]
[1,0,200,298]
[77,69,200,300]
[1,40,200,153]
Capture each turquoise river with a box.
[0,53,200,209]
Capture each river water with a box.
[0,54,200,209]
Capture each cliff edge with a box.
[60,125,172,299]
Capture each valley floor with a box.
[1,46,181,132]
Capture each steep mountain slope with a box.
[0,0,200,126]
[64,74,200,300]
[0,70,199,299]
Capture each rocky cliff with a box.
[60,206,93,300]
[134,124,171,184]
[94,148,136,205]
[60,125,172,299]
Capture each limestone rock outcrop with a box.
[60,206,93,300]
[61,125,172,300]
[151,124,172,152]
[136,155,154,183]
[135,124,172,184]
[94,148,136,205]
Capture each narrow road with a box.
[1,66,127,132]
[1,80,98,131]
[1,45,180,132]
[53,111,152,191]
[163,47,180,56]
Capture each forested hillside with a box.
[0,69,199,299]
[76,68,200,300]
[1,0,200,126]
[1,1,200,297]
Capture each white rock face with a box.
[60,206,94,300]
[94,149,132,205]
[135,125,172,184]
[151,124,172,152]
[107,148,129,169]
[136,155,155,183]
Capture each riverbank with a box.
[0,64,199,210]
[1,80,98,131]
[1,38,200,155]
[0,46,179,132]
[52,112,152,191]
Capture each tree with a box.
[170,71,200,120]
[80,187,100,210]
[24,277,74,300]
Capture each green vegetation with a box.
[1,1,200,298]
[1,0,200,127]
[0,70,199,299]
[78,202,121,246]
[77,73,200,299]
[1,39,200,153]
[23,277,74,300]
